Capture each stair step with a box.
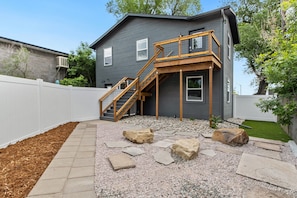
[100,116,115,121]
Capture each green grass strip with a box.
[241,120,292,142]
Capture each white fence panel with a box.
[0,75,40,147]
[40,81,72,131]
[0,75,108,148]
[234,95,277,122]
[71,86,107,121]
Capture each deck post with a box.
[209,64,213,127]
[140,96,144,116]
[156,71,159,120]
[180,69,183,121]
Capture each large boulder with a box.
[212,128,249,146]
[123,128,154,144]
[171,138,200,160]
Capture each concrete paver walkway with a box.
[27,121,98,198]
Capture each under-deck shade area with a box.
[153,30,221,125]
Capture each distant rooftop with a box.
[0,36,68,56]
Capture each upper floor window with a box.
[227,79,231,103]
[186,76,203,102]
[189,28,205,53]
[104,47,112,66]
[136,38,148,61]
[227,33,231,60]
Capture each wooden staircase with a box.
[99,47,163,121]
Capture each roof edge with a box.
[0,36,68,56]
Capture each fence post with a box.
[37,79,43,133]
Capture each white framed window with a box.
[227,79,231,103]
[136,38,148,61]
[191,34,203,50]
[227,33,231,60]
[104,47,112,66]
[186,76,203,102]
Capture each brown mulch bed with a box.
[0,122,79,198]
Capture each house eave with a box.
[0,36,68,56]
[90,6,240,49]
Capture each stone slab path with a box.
[254,141,282,152]
[236,153,297,191]
[27,121,98,198]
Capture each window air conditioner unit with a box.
[56,56,69,68]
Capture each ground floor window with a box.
[186,76,203,101]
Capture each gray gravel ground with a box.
[95,116,297,198]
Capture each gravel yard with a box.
[95,116,297,197]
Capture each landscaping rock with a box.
[123,128,154,144]
[212,128,249,146]
[153,150,174,165]
[108,153,136,171]
[122,147,145,156]
[171,138,200,160]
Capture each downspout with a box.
[220,8,225,120]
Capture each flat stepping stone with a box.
[108,153,136,171]
[152,139,174,148]
[288,140,297,157]
[153,150,174,165]
[249,137,284,145]
[252,148,281,160]
[254,142,281,152]
[200,149,216,157]
[122,147,145,156]
[175,131,197,136]
[104,141,131,148]
[236,153,297,190]
[243,186,292,198]
[155,130,175,136]
[215,146,243,155]
[201,133,213,138]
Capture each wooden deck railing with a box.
[137,47,163,78]
[113,77,139,121]
[154,30,220,63]
[99,77,133,117]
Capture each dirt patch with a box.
[0,122,78,198]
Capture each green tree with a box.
[60,42,96,87]
[106,0,201,18]
[0,46,32,78]
[229,0,281,94]
[256,0,297,125]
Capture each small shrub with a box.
[210,115,222,129]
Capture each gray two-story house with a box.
[90,6,239,124]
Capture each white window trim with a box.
[104,47,112,66]
[227,33,231,60]
[136,38,148,61]
[186,76,203,102]
[227,79,231,103]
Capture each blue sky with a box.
[0,0,255,94]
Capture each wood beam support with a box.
[209,64,214,127]
[180,70,183,121]
[156,72,159,120]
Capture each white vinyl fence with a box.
[0,75,108,148]
[233,95,277,122]
[0,75,280,148]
